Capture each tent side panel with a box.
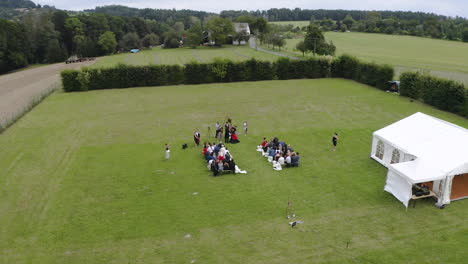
[384,169,413,208]
[451,173,468,201]
[371,135,388,167]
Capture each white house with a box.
[232,23,251,45]
[371,112,468,207]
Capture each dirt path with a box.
[0,60,97,128]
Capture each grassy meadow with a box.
[93,45,279,68]
[272,32,468,83]
[270,21,310,27]
[1,78,467,263]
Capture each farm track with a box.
[0,60,97,128]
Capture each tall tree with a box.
[98,31,117,54]
[185,22,203,48]
[142,33,160,47]
[119,32,141,51]
[205,16,234,46]
[304,24,336,56]
[342,14,356,29]
[295,40,306,56]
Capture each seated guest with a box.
[205,153,214,161]
[228,159,236,173]
[291,152,300,167]
[219,145,227,156]
[208,143,214,155]
[278,155,285,166]
[230,132,240,144]
[214,145,221,155]
[203,143,208,156]
[211,160,219,176]
[273,155,285,171]
[285,154,292,167]
[217,160,224,172]
[268,148,276,162]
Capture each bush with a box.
[274,58,291,80]
[400,72,420,99]
[331,54,394,90]
[61,70,81,92]
[400,71,466,116]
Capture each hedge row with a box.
[400,72,467,117]
[61,55,393,93]
[331,54,394,90]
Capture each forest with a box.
[1,3,468,74]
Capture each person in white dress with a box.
[165,144,170,160]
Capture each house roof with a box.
[374,112,468,182]
[233,23,250,33]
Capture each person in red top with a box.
[202,143,208,155]
[261,137,268,147]
[230,131,240,144]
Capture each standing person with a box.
[332,132,339,151]
[165,144,171,160]
[194,129,201,147]
[224,121,231,143]
[215,122,221,139]
[243,121,248,135]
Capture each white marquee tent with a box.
[370,112,468,208]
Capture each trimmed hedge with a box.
[400,71,467,116]
[62,57,335,92]
[61,70,81,92]
[61,55,394,93]
[331,54,394,90]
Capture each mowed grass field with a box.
[278,32,468,83]
[93,45,279,68]
[1,78,467,263]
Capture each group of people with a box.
[203,142,247,176]
[215,119,246,144]
[257,137,301,171]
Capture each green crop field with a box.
[1,79,467,263]
[270,21,310,27]
[93,45,279,68]
[276,32,468,83]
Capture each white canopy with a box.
[374,112,468,207]
[375,112,468,183]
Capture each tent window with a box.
[391,149,400,164]
[376,140,385,160]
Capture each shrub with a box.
[332,54,394,90]
[185,61,210,84]
[399,72,420,99]
[400,71,466,116]
[61,70,81,92]
[274,58,291,80]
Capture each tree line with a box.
[0,7,269,74]
[221,9,468,42]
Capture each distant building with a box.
[232,23,251,45]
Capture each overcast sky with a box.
[35,0,468,18]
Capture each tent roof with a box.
[374,112,468,183]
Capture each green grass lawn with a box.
[93,45,280,68]
[277,32,468,83]
[1,79,467,263]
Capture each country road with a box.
[0,60,96,129]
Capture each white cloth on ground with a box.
[235,165,247,174]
